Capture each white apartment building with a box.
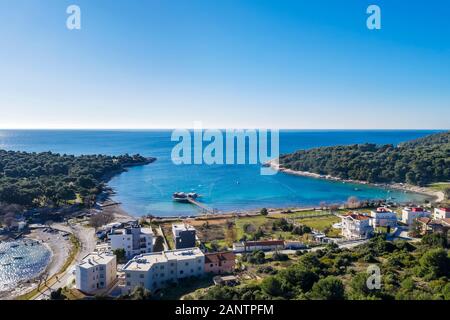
[109,225,154,259]
[76,252,117,294]
[122,247,205,293]
[401,207,431,226]
[340,213,373,239]
[433,207,450,220]
[370,207,398,228]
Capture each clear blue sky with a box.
[0,0,449,129]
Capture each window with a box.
[180,270,184,275]
[140,274,144,279]
[160,265,164,270]
[126,273,131,278]
[126,282,131,286]
[210,264,213,267]
[191,269,194,273]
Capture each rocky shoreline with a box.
[268,159,444,203]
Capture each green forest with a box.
[279,131,450,186]
[0,150,153,207]
[194,235,450,300]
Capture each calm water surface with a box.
[0,130,437,216]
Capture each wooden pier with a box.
[187,198,215,214]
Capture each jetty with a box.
[173,191,215,214]
[186,197,215,214]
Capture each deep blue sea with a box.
[0,130,439,216]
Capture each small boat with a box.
[10,244,20,248]
[173,192,199,202]
[13,256,23,260]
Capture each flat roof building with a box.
[370,207,398,228]
[434,207,450,220]
[401,207,431,226]
[122,247,204,293]
[172,223,196,249]
[340,212,373,239]
[76,252,117,294]
[109,225,154,260]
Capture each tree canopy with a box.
[0,150,154,207]
[279,131,450,186]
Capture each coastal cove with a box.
[0,130,438,216]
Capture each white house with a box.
[76,252,117,294]
[109,225,154,259]
[122,247,205,293]
[340,213,373,239]
[433,207,450,220]
[401,207,431,226]
[370,207,397,228]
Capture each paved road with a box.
[32,223,95,300]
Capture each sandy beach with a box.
[268,159,445,203]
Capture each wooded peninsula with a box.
[279,131,450,187]
[0,150,154,207]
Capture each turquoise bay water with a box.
[0,130,437,216]
[0,239,51,292]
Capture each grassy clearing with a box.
[298,216,340,232]
[270,210,328,219]
[428,182,450,192]
[161,210,343,249]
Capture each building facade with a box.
[417,217,450,236]
[76,252,117,294]
[340,213,373,239]
[122,247,205,293]
[434,207,450,220]
[401,207,431,226]
[370,207,398,228]
[109,225,154,260]
[172,223,196,249]
[204,252,235,274]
